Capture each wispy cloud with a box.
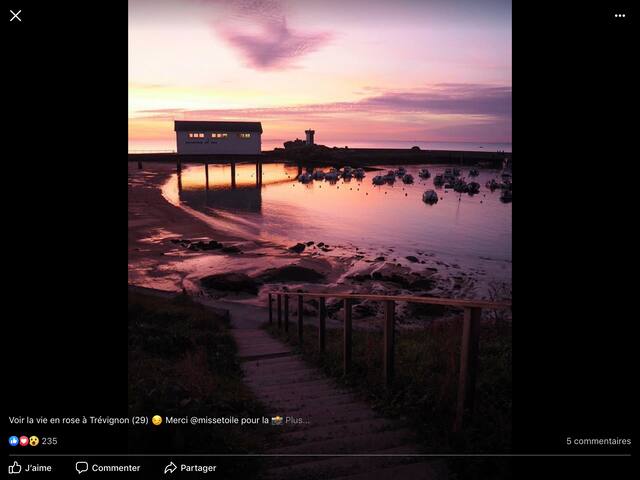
[136,83,511,119]
[207,0,332,70]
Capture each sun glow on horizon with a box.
[128,0,511,147]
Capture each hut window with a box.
[239,133,251,139]
[212,133,228,139]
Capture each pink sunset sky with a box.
[128,0,511,149]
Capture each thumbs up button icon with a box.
[8,461,22,475]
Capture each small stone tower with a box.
[305,129,315,145]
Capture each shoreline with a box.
[128,162,512,328]
[128,146,512,168]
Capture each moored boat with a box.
[418,168,431,179]
[500,190,513,202]
[402,174,414,184]
[422,190,439,204]
[325,171,339,182]
[486,179,500,190]
[298,173,313,183]
[467,181,480,194]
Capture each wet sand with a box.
[128,163,511,327]
[129,163,353,295]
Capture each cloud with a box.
[136,83,511,119]
[362,84,511,117]
[208,0,332,70]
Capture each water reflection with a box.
[173,162,512,262]
[177,162,299,214]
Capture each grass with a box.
[266,313,512,479]
[128,290,272,479]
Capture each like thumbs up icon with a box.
[9,461,22,474]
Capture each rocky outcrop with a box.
[200,273,260,295]
[288,243,306,253]
[257,265,326,283]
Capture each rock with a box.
[375,256,386,261]
[306,241,315,246]
[170,239,181,244]
[221,245,241,254]
[200,273,259,295]
[370,268,435,291]
[409,277,436,290]
[317,242,325,248]
[350,273,372,282]
[288,243,306,253]
[406,256,419,263]
[201,240,223,250]
[258,265,326,283]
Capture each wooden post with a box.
[231,162,237,189]
[277,294,282,329]
[454,307,482,432]
[298,295,304,343]
[318,297,326,353]
[205,162,209,190]
[268,293,273,324]
[137,159,142,169]
[344,299,353,376]
[284,295,289,333]
[383,300,395,387]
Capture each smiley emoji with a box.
[151,415,163,426]
[29,436,39,447]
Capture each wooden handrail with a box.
[266,290,511,433]
[268,291,511,310]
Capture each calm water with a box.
[165,163,512,264]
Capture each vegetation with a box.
[266,315,512,479]
[128,291,272,478]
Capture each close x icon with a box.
[9,9,22,22]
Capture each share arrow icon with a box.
[164,461,177,474]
